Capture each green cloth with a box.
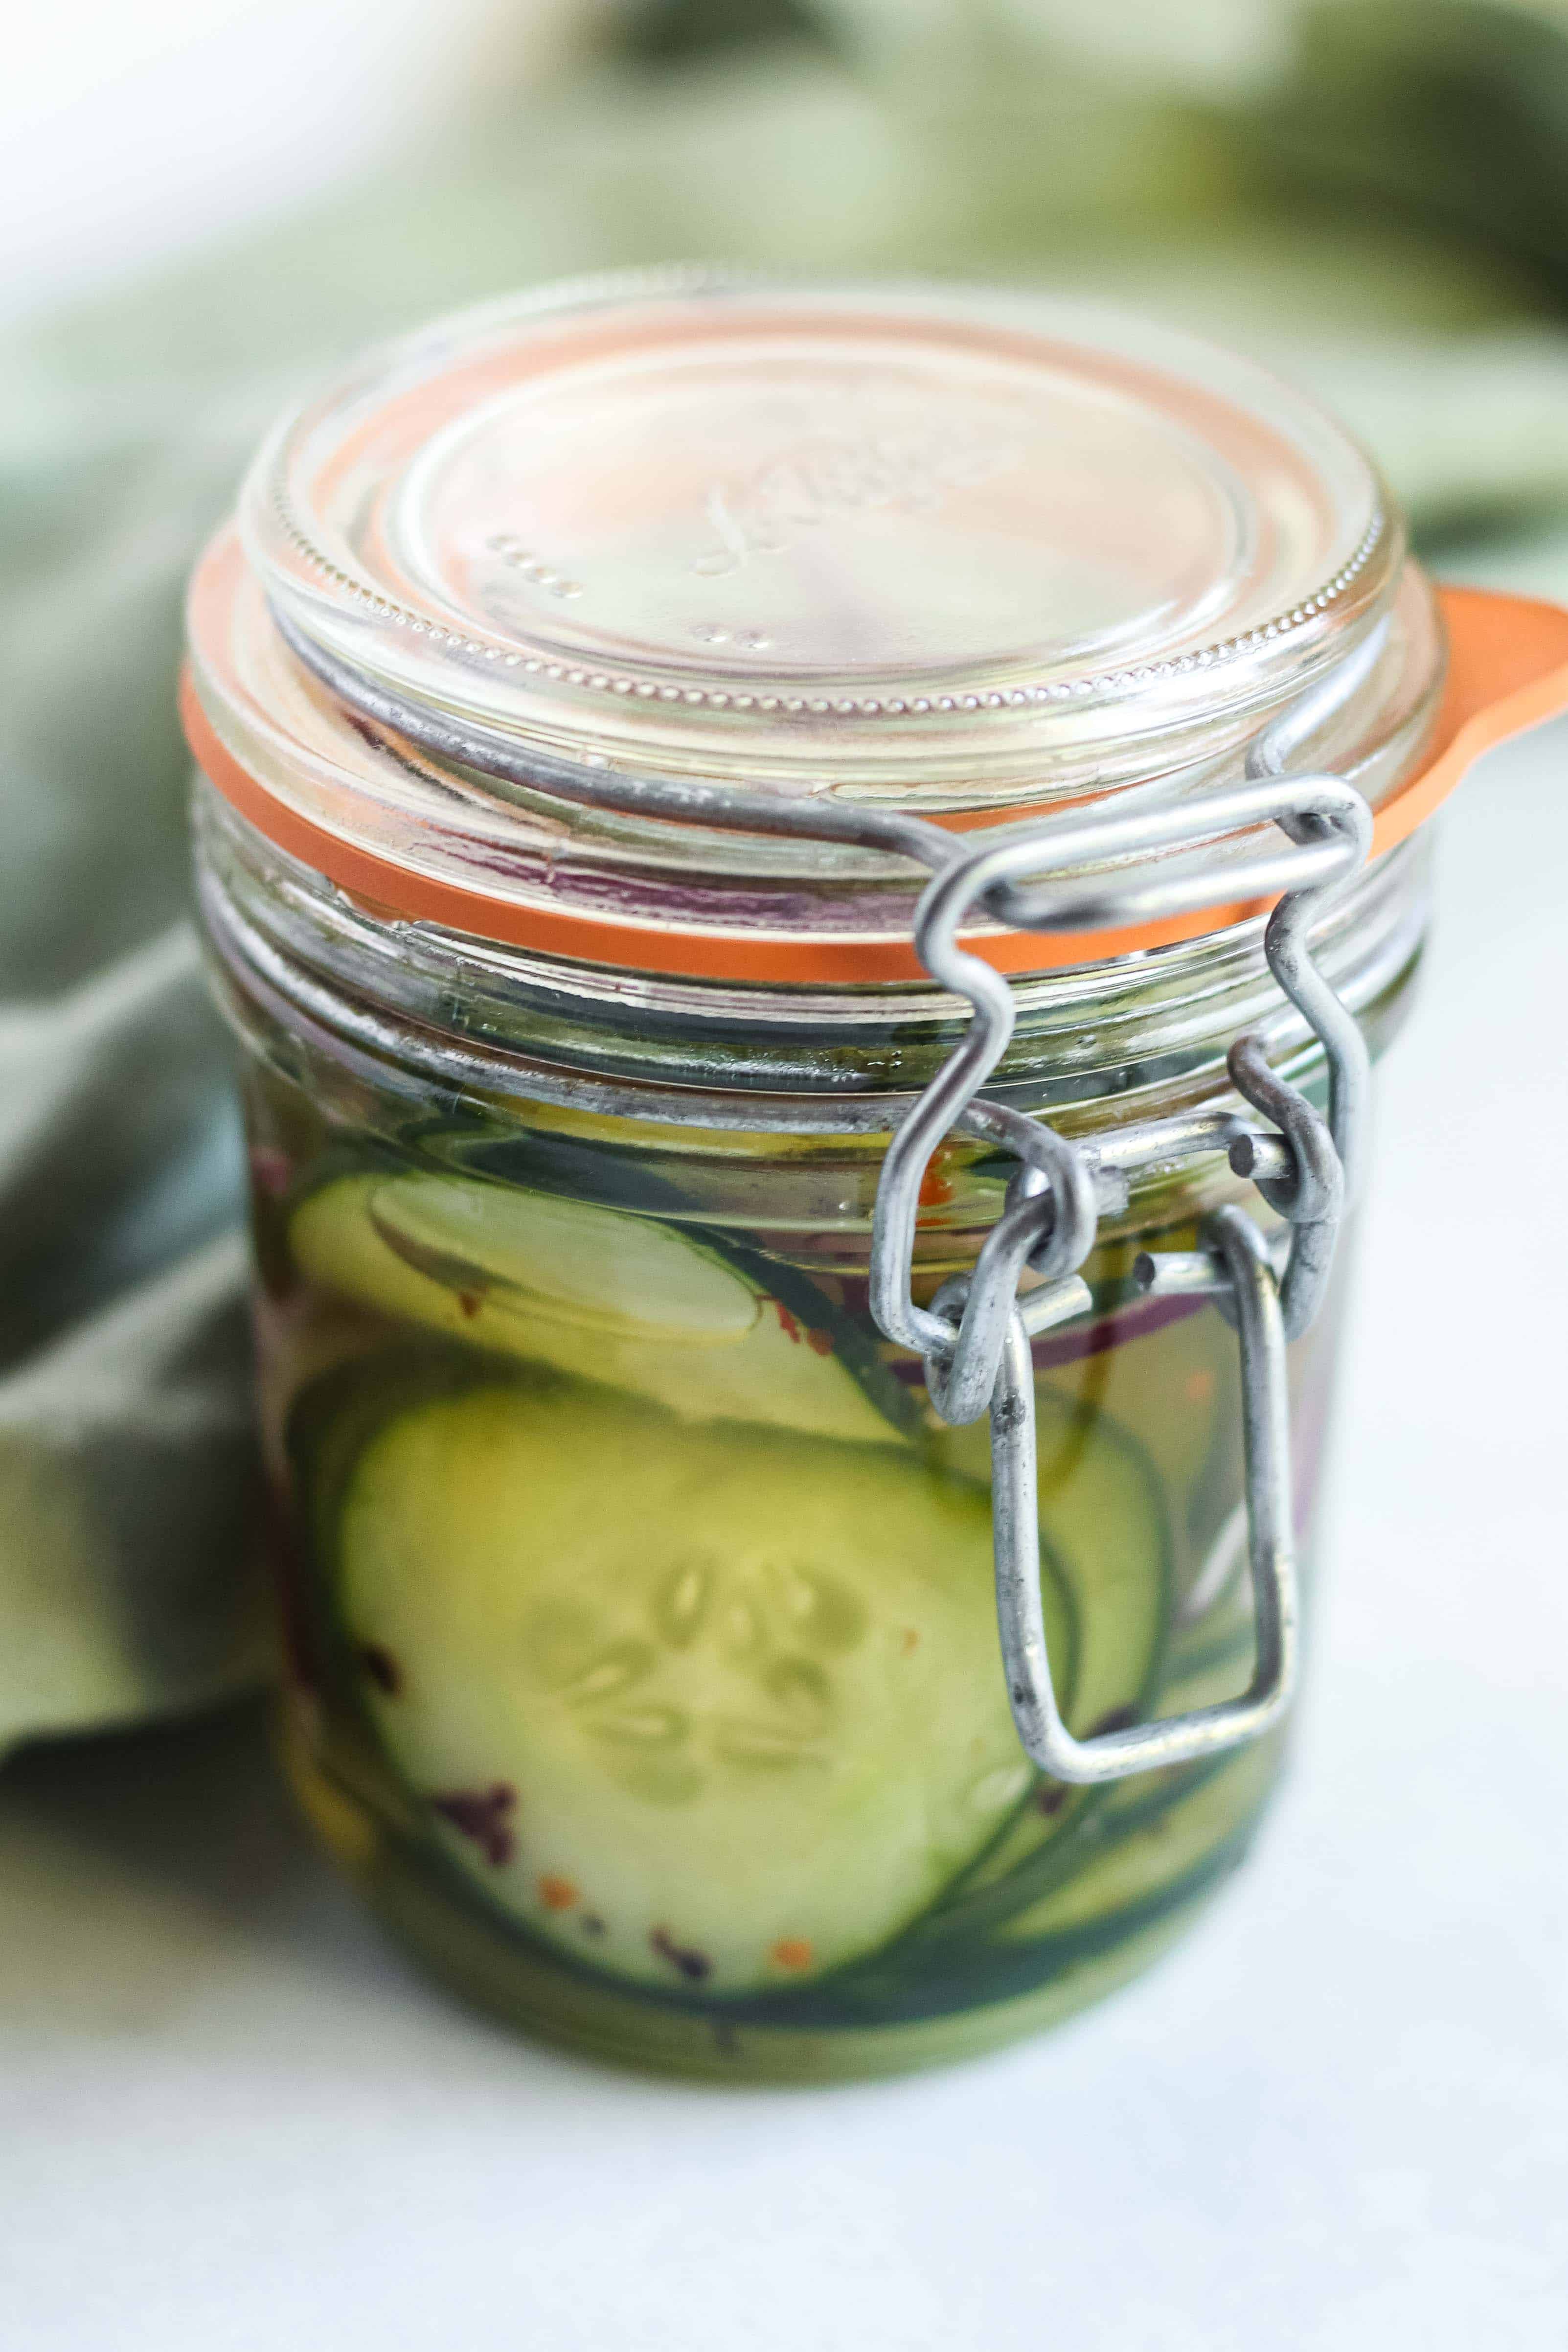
[5,0,1568,1756]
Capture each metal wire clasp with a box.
[868,680,1378,1784]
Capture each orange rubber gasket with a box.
[183,583,1568,985]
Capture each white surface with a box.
[1,716,1566,2348]
[6,0,562,324]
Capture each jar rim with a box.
[185,559,1477,987]
[241,268,1403,797]
[183,270,1516,989]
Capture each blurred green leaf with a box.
[1253,0,1568,296]
[616,0,841,68]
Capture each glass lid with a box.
[242,267,1403,799]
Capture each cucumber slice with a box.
[312,1368,1074,1996]
[995,1735,1277,1944]
[930,1384,1170,1744]
[909,1386,1172,1923]
[289,1171,908,1445]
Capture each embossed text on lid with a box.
[245,269,1399,797]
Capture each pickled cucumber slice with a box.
[872,1386,1170,1950]
[289,1171,909,1445]
[930,1384,1169,1747]
[311,1368,1074,1996]
[995,1735,1277,1944]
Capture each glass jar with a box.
[183,273,1559,2081]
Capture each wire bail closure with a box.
[272,601,1382,1792]
[867,642,1381,1785]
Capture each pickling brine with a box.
[183,271,1519,2079]
[241,1036,1337,2078]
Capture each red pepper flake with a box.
[1182,1368,1215,1406]
[457,1290,484,1320]
[918,1164,954,1209]
[358,1643,402,1697]
[770,1937,814,1973]
[432,1782,517,1867]
[1034,1782,1070,1818]
[248,1146,293,1199]
[773,1300,803,1345]
[650,1925,712,1983]
[805,1326,835,1356]
[537,1873,579,1913]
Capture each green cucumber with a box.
[995,1735,1278,1944]
[930,1384,1170,1742]
[1153,1625,1256,1721]
[288,1170,910,1444]
[920,1383,1173,1901]
[827,1736,1275,2030]
[302,1361,1077,1998]
[903,1597,1258,1968]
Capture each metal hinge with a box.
[865,680,1378,1783]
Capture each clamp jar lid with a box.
[185,267,1449,981]
[185,273,1568,2079]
